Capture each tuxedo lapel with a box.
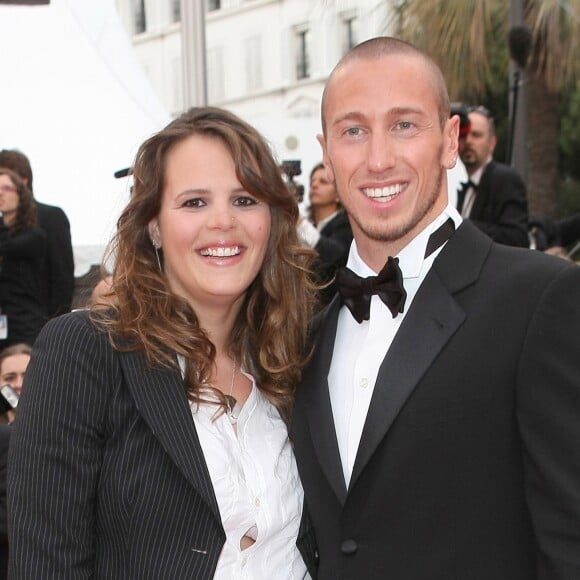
[349,221,491,491]
[303,298,349,504]
[119,350,221,520]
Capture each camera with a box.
[0,383,18,414]
[280,159,305,203]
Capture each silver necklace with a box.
[223,356,239,424]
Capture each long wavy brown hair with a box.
[94,107,317,421]
[0,169,37,231]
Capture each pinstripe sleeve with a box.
[7,311,119,579]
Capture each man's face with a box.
[318,54,457,268]
[458,111,496,173]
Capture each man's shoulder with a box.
[35,201,71,230]
[483,160,523,182]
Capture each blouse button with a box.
[359,377,369,389]
[254,497,261,507]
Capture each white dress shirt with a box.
[460,161,488,218]
[190,371,309,580]
[328,205,463,486]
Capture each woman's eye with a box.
[182,198,205,208]
[234,195,258,207]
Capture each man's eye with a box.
[345,127,362,137]
[397,121,414,130]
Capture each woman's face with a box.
[0,174,20,222]
[309,167,338,210]
[1,353,31,394]
[149,134,272,313]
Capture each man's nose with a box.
[367,133,395,173]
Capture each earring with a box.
[151,237,162,271]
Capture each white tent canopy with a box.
[0,0,170,272]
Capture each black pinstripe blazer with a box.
[7,310,316,579]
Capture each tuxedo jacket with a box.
[314,211,353,307]
[291,221,580,580]
[464,160,529,247]
[7,311,316,579]
[35,201,75,317]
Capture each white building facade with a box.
[114,0,393,184]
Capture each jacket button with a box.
[340,539,358,555]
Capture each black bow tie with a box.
[337,257,406,323]
[457,180,476,213]
[337,218,455,324]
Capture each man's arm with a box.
[36,204,75,317]
[517,263,580,578]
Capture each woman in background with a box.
[0,342,31,579]
[298,162,352,306]
[0,169,45,349]
[8,107,318,579]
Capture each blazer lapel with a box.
[119,350,221,520]
[349,221,490,491]
[303,298,349,505]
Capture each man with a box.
[291,37,580,579]
[0,149,74,317]
[457,106,529,246]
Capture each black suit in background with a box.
[313,211,353,306]
[459,159,529,247]
[0,424,9,580]
[0,222,46,347]
[292,221,580,579]
[35,202,75,318]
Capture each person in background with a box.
[0,149,74,318]
[456,106,529,247]
[0,169,46,349]
[298,162,352,307]
[291,36,580,579]
[0,343,31,580]
[8,106,318,579]
[89,272,114,307]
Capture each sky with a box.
[0,0,170,271]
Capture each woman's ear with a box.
[148,219,161,248]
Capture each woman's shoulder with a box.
[40,308,109,345]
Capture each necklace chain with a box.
[225,356,238,423]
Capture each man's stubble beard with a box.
[349,169,444,243]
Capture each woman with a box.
[298,162,352,306]
[0,169,46,348]
[0,343,31,579]
[0,342,32,424]
[8,107,318,579]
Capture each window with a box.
[170,0,180,23]
[342,15,358,54]
[244,36,263,92]
[207,46,225,102]
[295,27,310,80]
[133,0,146,34]
[208,0,221,11]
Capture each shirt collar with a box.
[347,203,462,280]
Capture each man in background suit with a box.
[457,107,529,246]
[291,36,580,579]
[0,149,74,318]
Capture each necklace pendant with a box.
[224,394,238,423]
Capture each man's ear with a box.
[443,116,459,168]
[317,133,335,182]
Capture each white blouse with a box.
[190,371,309,579]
